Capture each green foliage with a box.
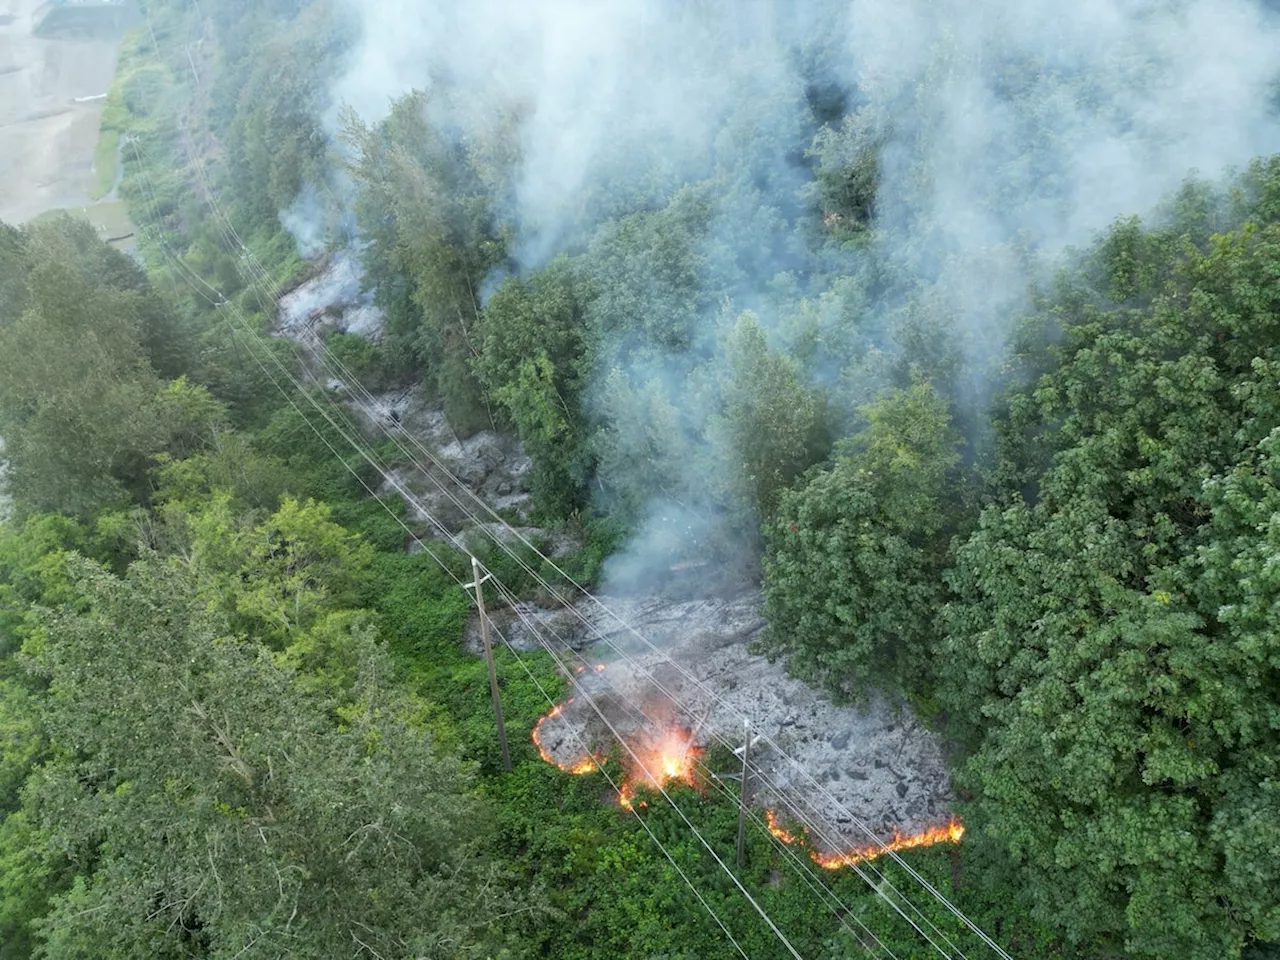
[592,366,704,530]
[253,396,376,503]
[323,330,402,391]
[175,493,374,647]
[936,211,1280,958]
[0,222,30,320]
[151,428,295,515]
[805,112,882,243]
[0,810,63,960]
[0,218,205,517]
[32,3,1280,954]
[343,91,511,434]
[712,312,832,527]
[582,186,714,354]
[222,2,351,234]
[763,381,961,699]
[88,129,120,201]
[477,258,594,519]
[26,556,529,959]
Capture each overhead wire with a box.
[280,344,969,957]
[121,119,813,960]
[484,571,957,960]
[485,575,900,960]
[227,283,962,958]
[190,169,976,960]
[203,193,974,958]
[142,12,1011,958]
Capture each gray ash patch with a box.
[512,590,954,852]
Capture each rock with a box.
[272,262,956,852]
[531,589,956,851]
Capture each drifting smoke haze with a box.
[330,0,1280,272]
[280,182,330,260]
[317,0,1280,590]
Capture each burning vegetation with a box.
[532,699,602,774]
[766,808,965,870]
[531,698,702,808]
[532,694,961,867]
[616,725,703,809]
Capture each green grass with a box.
[88,128,121,201]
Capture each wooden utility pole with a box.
[736,719,752,867]
[469,557,511,772]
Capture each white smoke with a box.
[323,0,1280,586]
[279,182,329,260]
[326,0,1280,316]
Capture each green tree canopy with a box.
[763,380,960,699]
[937,211,1280,958]
[25,556,529,959]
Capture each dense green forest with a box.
[2,0,1279,957]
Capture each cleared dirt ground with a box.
[0,0,123,224]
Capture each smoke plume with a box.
[323,0,1280,590]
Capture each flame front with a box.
[618,726,703,809]
[531,699,602,775]
[765,808,801,845]
[531,699,702,807]
[765,809,964,869]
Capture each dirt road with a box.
[0,0,123,224]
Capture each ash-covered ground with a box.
[485,591,955,854]
[277,253,956,854]
[276,254,545,543]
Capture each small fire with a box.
[531,699,602,775]
[531,700,703,810]
[593,663,607,673]
[765,809,964,869]
[618,726,703,809]
[765,808,800,845]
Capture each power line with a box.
[485,572,961,960]
[272,314,979,937]
[287,360,972,956]
[132,19,1011,958]
[125,213,757,951]
[487,577,899,960]
[121,132,814,959]
[212,224,980,958]
[230,257,974,957]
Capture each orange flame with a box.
[765,809,964,869]
[617,726,703,809]
[531,701,703,809]
[531,698,602,775]
[765,808,801,845]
